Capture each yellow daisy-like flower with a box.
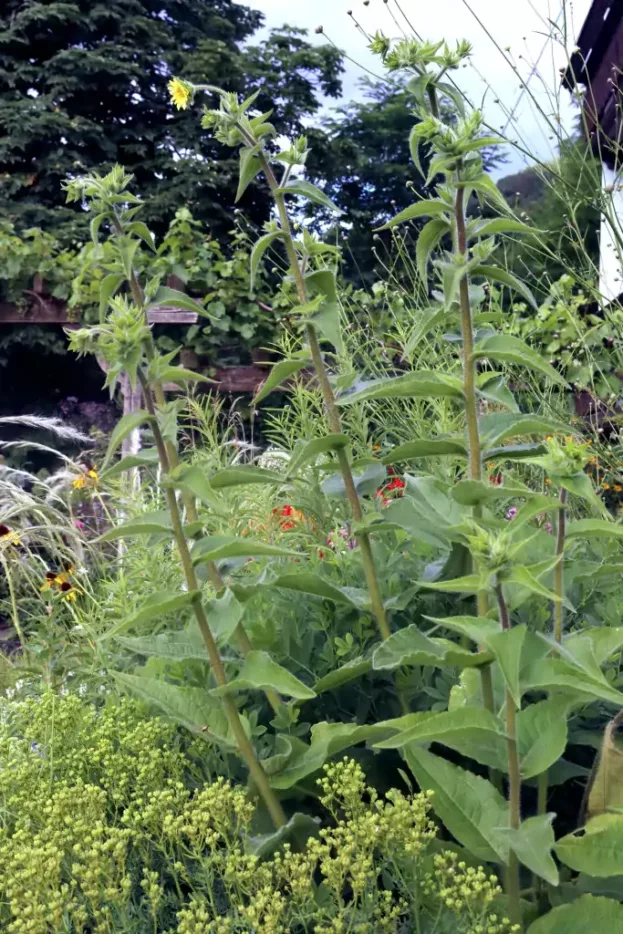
[72,468,98,490]
[168,77,192,110]
[0,524,20,547]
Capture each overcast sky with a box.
[239,0,593,178]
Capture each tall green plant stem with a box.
[112,215,282,712]
[256,150,392,646]
[138,369,287,829]
[553,487,567,645]
[535,485,568,887]
[453,176,496,714]
[496,582,522,932]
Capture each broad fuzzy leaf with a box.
[102,448,159,479]
[287,434,350,476]
[372,624,490,671]
[505,814,559,886]
[112,672,242,746]
[209,466,285,489]
[116,624,207,661]
[96,510,173,542]
[382,438,466,464]
[473,334,567,387]
[376,198,450,230]
[101,589,200,640]
[148,287,211,319]
[314,658,372,694]
[212,650,315,700]
[518,697,571,779]
[278,179,343,214]
[254,358,310,404]
[192,535,297,564]
[404,745,509,863]
[103,411,155,466]
[416,218,450,280]
[527,895,623,933]
[337,371,463,405]
[250,230,283,288]
[471,263,538,309]
[557,815,623,877]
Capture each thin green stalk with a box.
[257,149,392,646]
[496,582,522,932]
[0,554,26,652]
[553,487,567,645]
[112,215,282,711]
[138,370,287,829]
[534,486,567,895]
[453,174,497,719]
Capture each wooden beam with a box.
[0,302,197,325]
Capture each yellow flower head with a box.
[168,77,193,110]
[72,467,98,490]
[0,524,20,547]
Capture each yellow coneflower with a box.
[168,77,193,110]
[0,524,20,547]
[602,481,611,491]
[545,478,552,485]
[72,467,98,490]
[614,484,622,493]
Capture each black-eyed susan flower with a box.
[59,581,78,602]
[168,77,193,110]
[0,524,20,547]
[72,467,98,490]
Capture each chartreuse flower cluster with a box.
[0,696,516,933]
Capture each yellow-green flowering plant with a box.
[0,691,521,934]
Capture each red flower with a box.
[489,473,503,486]
[386,477,406,493]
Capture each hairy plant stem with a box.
[111,215,282,712]
[534,487,568,896]
[256,150,393,648]
[496,582,522,932]
[138,369,287,829]
[453,178,496,717]
[553,487,567,645]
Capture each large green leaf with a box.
[336,372,463,405]
[473,335,567,387]
[559,473,609,517]
[101,589,200,640]
[523,658,623,707]
[103,410,155,466]
[376,198,450,230]
[416,218,450,280]
[450,479,535,506]
[404,305,451,354]
[278,179,343,214]
[528,895,623,933]
[116,624,207,661]
[112,672,242,747]
[374,707,507,772]
[565,627,623,666]
[566,519,623,541]
[250,230,283,289]
[470,263,538,309]
[148,287,211,320]
[192,535,297,564]
[271,572,363,607]
[486,625,526,707]
[236,144,263,202]
[212,651,315,701]
[246,812,320,858]
[304,268,342,351]
[166,464,223,510]
[96,510,173,542]
[518,697,571,779]
[209,466,285,489]
[468,217,537,239]
[476,373,519,412]
[269,721,388,789]
[479,412,570,449]
[425,614,500,645]
[404,745,509,863]
[254,358,310,404]
[557,815,623,877]
[204,588,245,645]
[505,814,559,886]
[372,624,490,671]
[314,658,372,694]
[321,462,386,498]
[382,438,466,464]
[102,448,160,479]
[287,434,350,476]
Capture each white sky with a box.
[239,0,593,177]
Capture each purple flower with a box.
[506,506,518,521]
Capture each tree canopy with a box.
[0,2,343,240]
